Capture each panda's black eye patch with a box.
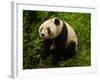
[40,27,43,32]
[47,27,51,34]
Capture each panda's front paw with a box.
[39,56,50,68]
[51,55,60,66]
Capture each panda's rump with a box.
[65,23,78,51]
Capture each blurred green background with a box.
[23,10,91,69]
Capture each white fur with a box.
[65,22,78,52]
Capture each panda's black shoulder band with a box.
[54,21,68,50]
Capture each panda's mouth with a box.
[41,35,49,39]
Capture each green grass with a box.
[23,11,91,69]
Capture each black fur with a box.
[54,18,60,25]
[41,39,52,60]
[47,27,51,34]
[52,22,68,64]
[54,22,68,51]
[63,41,76,59]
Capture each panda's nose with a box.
[41,33,45,36]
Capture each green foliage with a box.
[23,10,91,69]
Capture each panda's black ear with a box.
[54,18,60,25]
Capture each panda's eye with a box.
[40,27,43,32]
[47,27,51,34]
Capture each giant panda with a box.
[39,17,78,65]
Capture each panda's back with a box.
[65,22,78,48]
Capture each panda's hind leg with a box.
[63,41,77,59]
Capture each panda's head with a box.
[39,17,63,39]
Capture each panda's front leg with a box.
[39,39,52,68]
[51,37,66,65]
[41,39,52,60]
